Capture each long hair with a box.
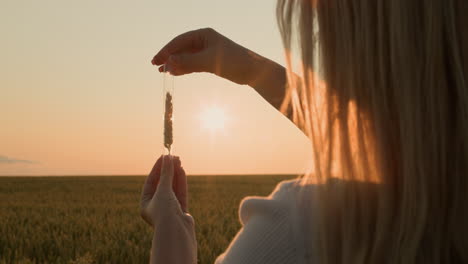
[276,0,468,263]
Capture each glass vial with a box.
[162,65,174,155]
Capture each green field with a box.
[0,175,294,264]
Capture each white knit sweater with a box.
[214,179,313,264]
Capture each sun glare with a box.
[199,106,228,133]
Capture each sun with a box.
[199,105,228,132]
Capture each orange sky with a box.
[0,0,312,176]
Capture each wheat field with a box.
[0,175,294,264]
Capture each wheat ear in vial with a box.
[163,65,174,155]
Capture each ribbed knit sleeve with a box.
[214,180,310,264]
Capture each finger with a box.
[158,154,174,192]
[141,155,163,203]
[152,29,205,66]
[177,163,188,213]
[172,156,180,194]
[171,156,188,212]
[166,50,211,76]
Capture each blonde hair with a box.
[276,0,468,263]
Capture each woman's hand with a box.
[140,155,197,264]
[151,28,254,84]
[152,28,257,85]
[151,28,286,100]
[140,155,188,226]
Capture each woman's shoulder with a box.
[238,178,315,225]
[270,178,312,197]
[218,178,314,264]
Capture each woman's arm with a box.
[243,51,292,119]
[149,194,196,264]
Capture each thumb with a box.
[158,155,174,193]
[167,51,211,75]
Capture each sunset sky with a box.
[1,0,312,176]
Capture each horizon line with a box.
[0,173,301,178]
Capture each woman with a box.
[141,0,468,263]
